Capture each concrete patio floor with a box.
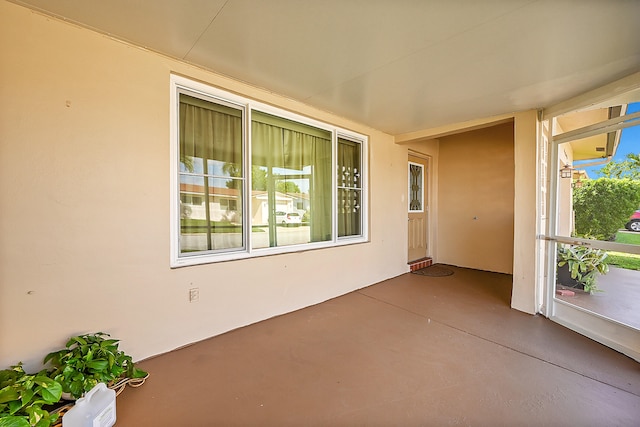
[556,266,640,330]
[116,266,640,426]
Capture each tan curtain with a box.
[179,94,242,170]
[252,114,332,245]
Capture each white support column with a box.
[511,110,539,314]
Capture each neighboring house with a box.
[288,192,311,214]
[251,191,299,226]
[180,184,241,222]
[180,183,300,226]
[1,0,638,370]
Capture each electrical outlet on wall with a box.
[189,287,199,303]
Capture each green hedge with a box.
[573,178,640,240]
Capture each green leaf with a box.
[0,389,19,405]
[0,371,20,389]
[100,339,119,349]
[19,390,33,407]
[32,376,54,388]
[69,381,84,399]
[130,367,148,379]
[35,379,61,404]
[67,336,87,348]
[0,416,31,427]
[42,352,60,366]
[85,360,108,371]
[7,401,22,415]
[25,406,46,426]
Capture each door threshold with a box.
[408,257,432,271]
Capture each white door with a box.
[541,85,640,362]
[408,155,429,262]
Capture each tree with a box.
[251,166,267,190]
[276,181,301,194]
[181,155,195,173]
[222,163,268,190]
[573,178,640,240]
[597,153,640,180]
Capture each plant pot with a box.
[556,264,584,290]
[61,392,76,401]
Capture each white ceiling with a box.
[11,0,640,135]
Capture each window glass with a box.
[408,162,424,212]
[178,93,244,255]
[251,111,332,248]
[338,137,362,237]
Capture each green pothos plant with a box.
[44,333,148,399]
[0,363,62,427]
[557,245,609,293]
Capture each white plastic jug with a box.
[62,382,116,427]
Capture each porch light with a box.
[572,179,583,189]
[560,164,573,179]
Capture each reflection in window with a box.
[251,111,332,248]
[178,94,244,254]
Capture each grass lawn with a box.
[608,231,640,270]
[615,231,640,245]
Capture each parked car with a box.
[275,211,302,226]
[625,210,640,232]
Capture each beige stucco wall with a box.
[402,115,541,314]
[0,2,410,369]
[437,123,515,274]
[398,114,539,314]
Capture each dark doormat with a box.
[411,264,454,277]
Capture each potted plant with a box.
[556,245,609,293]
[44,333,148,400]
[0,363,63,427]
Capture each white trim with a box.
[553,110,640,145]
[551,303,640,362]
[170,74,368,268]
[336,132,369,242]
[542,72,640,119]
[169,76,180,268]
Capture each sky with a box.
[579,102,640,178]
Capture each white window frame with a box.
[337,134,367,240]
[170,75,368,267]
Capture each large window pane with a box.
[553,103,640,330]
[251,111,332,248]
[556,127,640,247]
[178,93,244,255]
